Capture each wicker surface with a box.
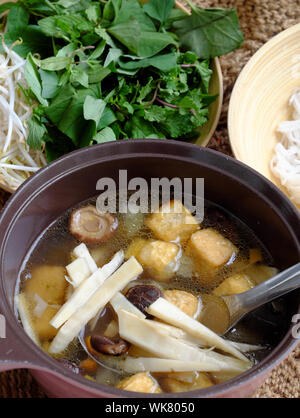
[0,0,299,398]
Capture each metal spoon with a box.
[79,262,300,370]
[220,262,300,335]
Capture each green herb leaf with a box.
[108,17,140,55]
[26,116,47,150]
[97,107,117,130]
[70,66,89,88]
[104,48,123,68]
[39,69,60,99]
[119,51,178,72]
[114,0,156,32]
[83,96,106,127]
[37,56,71,71]
[6,4,29,37]
[24,54,48,106]
[173,7,244,58]
[94,127,116,143]
[143,0,175,24]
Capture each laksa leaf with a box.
[172,7,244,59]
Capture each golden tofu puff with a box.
[242,264,278,285]
[212,273,255,297]
[117,372,162,393]
[160,372,213,393]
[24,265,67,305]
[126,239,182,282]
[125,238,148,260]
[163,290,199,318]
[186,228,238,283]
[33,306,60,341]
[146,200,199,244]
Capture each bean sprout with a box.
[0,36,46,192]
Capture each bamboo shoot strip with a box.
[18,293,40,346]
[123,357,223,374]
[73,243,98,273]
[118,310,248,372]
[49,257,143,354]
[66,257,91,288]
[110,292,146,319]
[147,298,249,362]
[50,250,124,329]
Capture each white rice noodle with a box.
[0,35,46,191]
[271,88,300,204]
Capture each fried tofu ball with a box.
[212,273,255,297]
[146,200,199,243]
[117,372,162,393]
[163,290,199,317]
[33,306,60,341]
[126,239,181,282]
[161,372,213,393]
[25,265,67,305]
[187,228,237,270]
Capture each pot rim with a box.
[0,139,299,398]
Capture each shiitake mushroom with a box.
[69,206,118,244]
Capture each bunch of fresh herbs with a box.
[0,0,244,161]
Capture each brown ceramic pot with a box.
[0,140,299,398]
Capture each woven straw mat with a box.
[0,0,299,398]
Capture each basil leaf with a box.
[143,0,175,24]
[173,7,244,59]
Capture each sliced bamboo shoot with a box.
[18,293,40,346]
[118,310,248,372]
[66,257,91,288]
[110,292,146,319]
[49,257,143,354]
[123,357,223,373]
[73,243,98,273]
[152,321,204,346]
[50,251,124,329]
[147,298,249,362]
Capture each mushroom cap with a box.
[69,205,118,244]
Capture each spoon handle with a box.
[222,262,300,327]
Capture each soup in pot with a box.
[16,197,287,394]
